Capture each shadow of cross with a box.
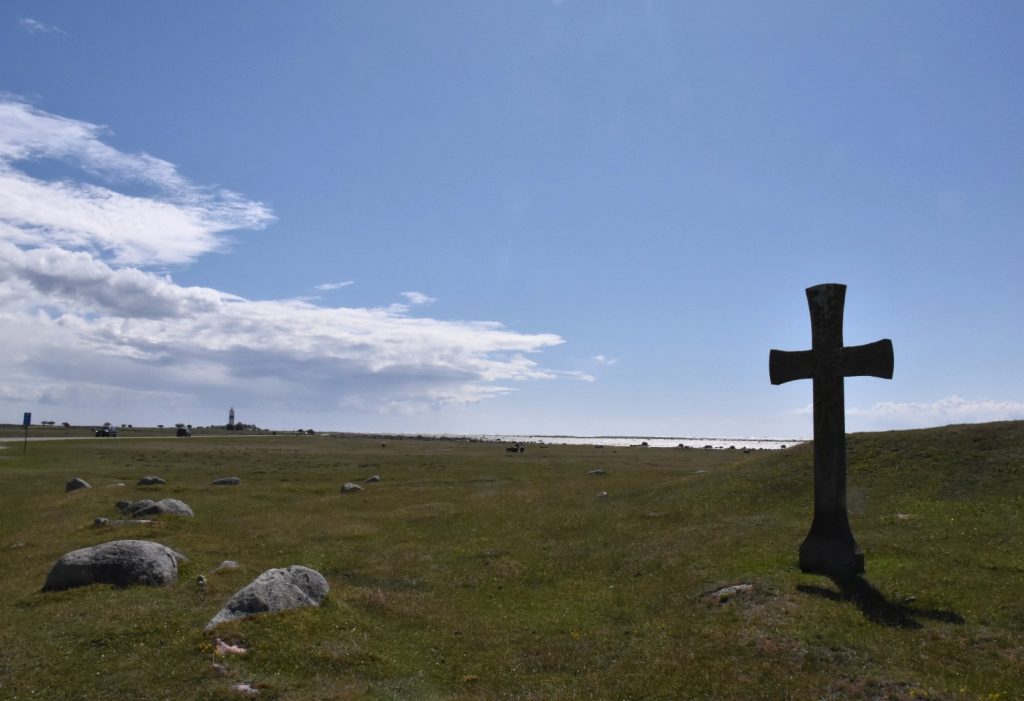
[770,283,893,577]
[796,576,965,629]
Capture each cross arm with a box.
[769,349,815,385]
[839,338,894,379]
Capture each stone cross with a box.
[770,283,894,577]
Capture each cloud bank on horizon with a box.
[0,96,571,423]
[848,396,1024,430]
[795,396,1024,432]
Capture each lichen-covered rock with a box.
[706,583,754,604]
[205,565,329,630]
[66,478,91,492]
[137,476,166,486]
[117,498,193,517]
[150,499,193,516]
[43,539,187,591]
[212,477,241,486]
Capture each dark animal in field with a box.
[505,443,526,454]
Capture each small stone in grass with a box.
[215,638,247,655]
[706,583,754,604]
[65,478,91,492]
[212,477,241,486]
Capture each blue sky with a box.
[1,2,1022,437]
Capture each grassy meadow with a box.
[0,422,1022,700]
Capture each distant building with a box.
[224,407,259,432]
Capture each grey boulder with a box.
[341,482,363,493]
[137,476,166,486]
[117,498,194,517]
[43,539,187,591]
[364,475,381,483]
[212,477,241,486]
[66,478,91,492]
[205,565,329,630]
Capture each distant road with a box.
[0,434,281,443]
[0,436,91,442]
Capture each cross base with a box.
[799,535,864,578]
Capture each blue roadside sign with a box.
[23,412,31,427]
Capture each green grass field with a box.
[1,422,1021,700]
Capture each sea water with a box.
[449,434,804,450]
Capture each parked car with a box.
[95,427,118,437]
[176,427,191,437]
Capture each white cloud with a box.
[400,291,435,305]
[0,98,274,265]
[0,96,574,423]
[0,294,567,419]
[555,370,596,383]
[0,242,235,318]
[386,291,436,315]
[592,354,619,365]
[18,18,64,34]
[315,281,354,291]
